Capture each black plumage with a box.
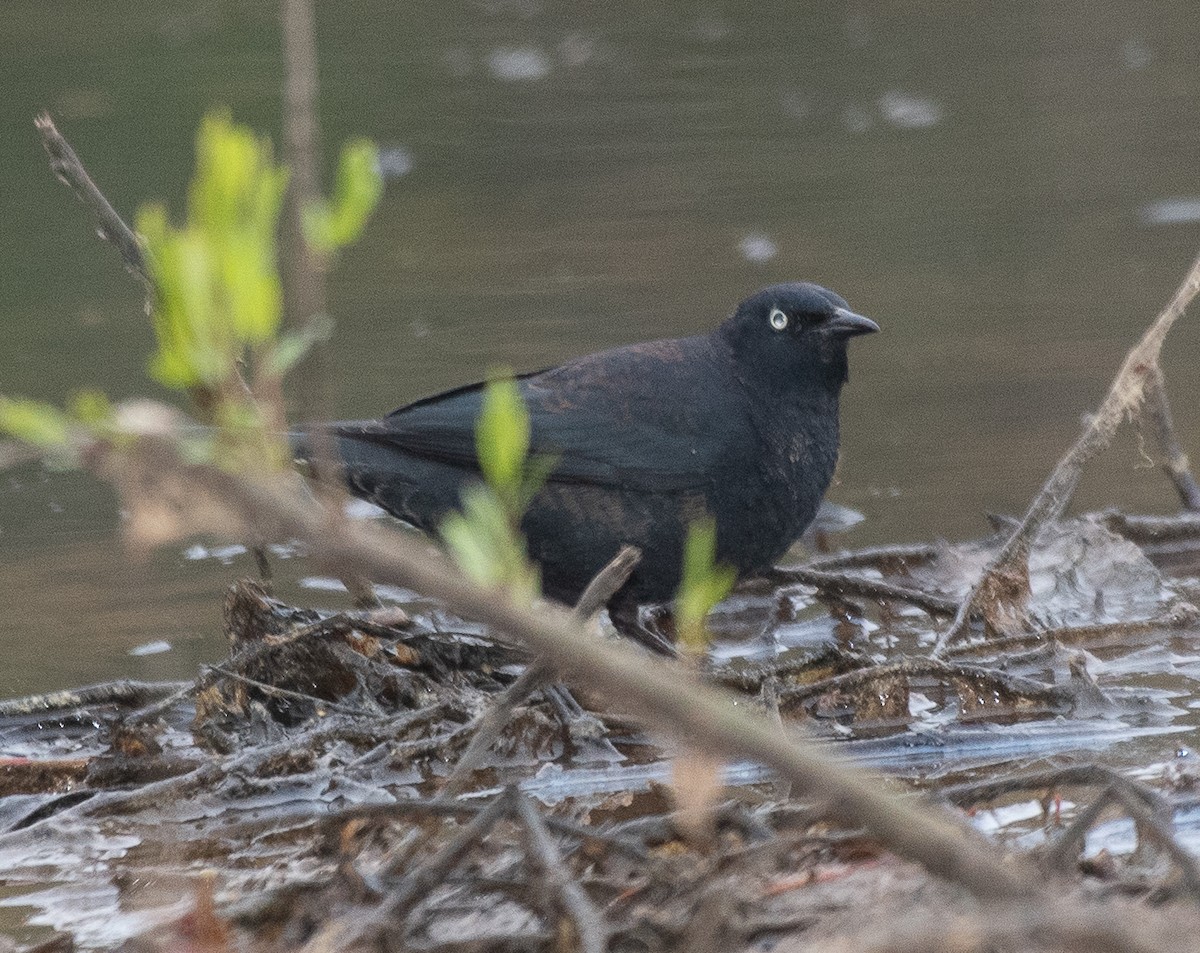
[317,283,877,648]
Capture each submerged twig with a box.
[934,251,1200,656]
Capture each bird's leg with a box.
[607,594,677,656]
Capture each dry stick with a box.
[513,791,609,953]
[0,680,185,718]
[1046,783,1200,902]
[769,566,957,616]
[802,542,938,573]
[933,251,1200,658]
[313,788,517,951]
[777,657,1072,710]
[121,603,378,726]
[204,664,376,717]
[1139,364,1200,511]
[942,617,1186,659]
[1104,510,1200,544]
[35,114,149,286]
[109,445,1037,904]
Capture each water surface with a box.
[2,0,1200,696]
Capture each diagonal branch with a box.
[35,113,149,287]
[933,251,1200,656]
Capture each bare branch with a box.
[35,113,149,286]
[934,251,1200,656]
[769,566,957,616]
[513,791,609,953]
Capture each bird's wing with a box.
[336,349,727,493]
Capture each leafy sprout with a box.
[302,139,385,255]
[441,374,555,602]
[0,110,384,474]
[675,517,736,654]
[137,111,290,394]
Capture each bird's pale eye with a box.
[768,308,789,331]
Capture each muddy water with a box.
[3,4,1200,938]
[4,1,1200,688]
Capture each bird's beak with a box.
[825,307,880,337]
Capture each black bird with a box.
[318,283,877,648]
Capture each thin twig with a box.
[35,113,149,285]
[1046,782,1200,902]
[939,764,1170,815]
[513,791,610,953]
[576,546,642,618]
[777,657,1073,711]
[942,617,1189,659]
[204,664,376,717]
[124,604,365,726]
[438,664,551,798]
[0,680,186,718]
[769,566,957,616]
[1104,510,1200,544]
[934,251,1200,656]
[803,543,938,573]
[302,789,515,952]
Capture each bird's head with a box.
[718,282,879,393]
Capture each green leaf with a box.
[675,517,736,653]
[0,398,73,449]
[264,315,335,376]
[137,109,289,394]
[441,484,539,601]
[302,139,383,254]
[69,390,114,426]
[476,374,529,507]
